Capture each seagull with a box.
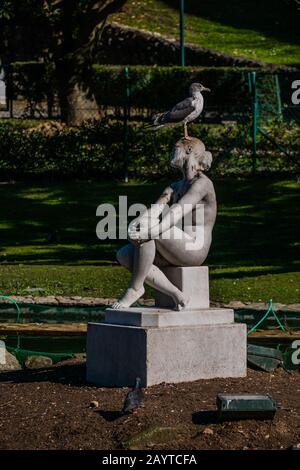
[149,83,210,139]
[122,377,144,414]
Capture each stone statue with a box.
[88,138,246,387]
[112,137,217,310]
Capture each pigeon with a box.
[149,83,210,139]
[122,377,144,414]
[46,229,60,244]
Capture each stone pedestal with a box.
[86,266,247,387]
[86,311,247,387]
[155,266,209,309]
[105,307,234,327]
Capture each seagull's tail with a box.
[143,122,162,131]
[143,112,167,131]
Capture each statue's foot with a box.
[171,289,190,311]
[111,286,145,309]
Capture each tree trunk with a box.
[56,59,98,126]
[59,80,99,126]
[62,82,99,126]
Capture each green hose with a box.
[247,299,286,335]
[0,295,21,322]
[1,295,75,363]
[0,295,21,349]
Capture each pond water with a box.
[1,304,299,327]
[4,335,86,359]
[0,303,105,324]
[0,304,106,360]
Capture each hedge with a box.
[0,119,298,179]
[8,62,55,112]
[90,65,255,111]
[8,62,296,114]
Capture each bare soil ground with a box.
[0,359,299,450]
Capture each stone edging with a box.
[0,296,299,312]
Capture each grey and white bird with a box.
[149,83,210,139]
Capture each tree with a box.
[0,0,127,124]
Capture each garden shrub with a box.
[10,62,297,114]
[0,119,298,179]
[9,62,55,116]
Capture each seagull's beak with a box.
[202,87,211,92]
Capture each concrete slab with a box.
[86,321,247,387]
[155,266,209,309]
[105,307,234,327]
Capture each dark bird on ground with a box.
[148,83,210,139]
[46,229,60,244]
[122,377,144,414]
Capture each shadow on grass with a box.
[162,0,300,45]
[210,264,300,280]
[0,178,299,275]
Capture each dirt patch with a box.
[0,359,299,450]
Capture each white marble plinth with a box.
[155,266,209,309]
[86,314,247,387]
[105,307,234,327]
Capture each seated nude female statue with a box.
[112,137,217,310]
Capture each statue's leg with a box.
[130,240,156,291]
[111,240,154,309]
[155,226,209,266]
[144,261,189,310]
[113,243,189,310]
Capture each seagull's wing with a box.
[153,97,195,126]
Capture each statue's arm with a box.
[128,186,173,241]
[131,186,173,223]
[150,185,174,218]
[154,179,209,236]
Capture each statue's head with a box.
[170,137,212,180]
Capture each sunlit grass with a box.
[112,0,300,66]
[0,178,299,303]
[0,265,299,303]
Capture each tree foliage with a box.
[0,0,127,123]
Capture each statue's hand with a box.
[128,218,149,242]
[128,216,159,243]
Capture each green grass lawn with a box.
[112,0,300,67]
[0,178,299,303]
